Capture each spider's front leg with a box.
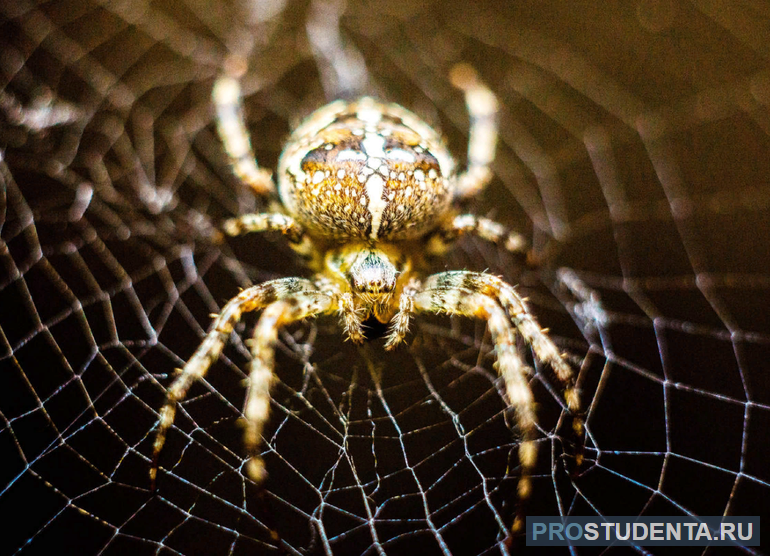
[150,277,333,488]
[402,271,580,532]
[384,277,421,350]
[243,288,334,481]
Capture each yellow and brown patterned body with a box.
[154,65,581,538]
[277,97,455,243]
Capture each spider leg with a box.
[150,277,330,488]
[454,272,576,399]
[222,212,315,258]
[426,214,528,258]
[336,292,366,343]
[243,289,334,481]
[306,0,369,99]
[223,212,304,240]
[411,271,579,533]
[449,64,499,200]
[305,274,366,343]
[212,73,276,196]
[384,277,421,349]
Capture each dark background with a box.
[1,0,769,554]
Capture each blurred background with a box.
[1,0,769,554]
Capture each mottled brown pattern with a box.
[278,98,452,241]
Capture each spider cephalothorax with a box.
[151,63,580,533]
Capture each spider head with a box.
[348,249,399,299]
[326,244,409,322]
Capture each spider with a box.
[151,62,580,532]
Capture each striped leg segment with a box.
[243,290,334,481]
[223,212,305,241]
[449,64,499,199]
[409,271,579,533]
[212,75,275,196]
[384,277,421,349]
[426,214,529,257]
[150,277,331,488]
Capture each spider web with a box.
[1,0,769,554]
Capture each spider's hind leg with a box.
[306,0,369,99]
[450,64,499,200]
[212,69,276,197]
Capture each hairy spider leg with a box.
[387,271,580,533]
[150,278,333,488]
[212,75,275,196]
[425,214,529,258]
[243,290,334,481]
[221,211,317,259]
[449,64,499,199]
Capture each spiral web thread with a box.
[1,1,769,554]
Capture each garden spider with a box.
[151,62,580,533]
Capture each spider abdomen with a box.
[278,97,455,242]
